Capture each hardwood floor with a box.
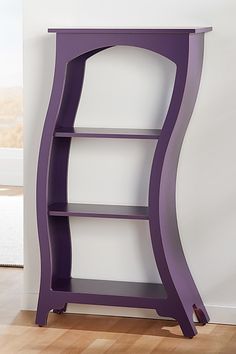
[0,268,235,353]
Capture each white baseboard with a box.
[206,305,236,325]
[22,292,236,325]
[0,148,23,186]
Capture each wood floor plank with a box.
[1,327,65,353]
[81,338,116,353]
[105,333,140,353]
[219,331,236,354]
[40,331,91,354]
[123,335,163,353]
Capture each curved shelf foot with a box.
[36,295,68,325]
[35,301,52,327]
[175,308,198,338]
[156,300,198,338]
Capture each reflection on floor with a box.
[0,185,23,266]
[0,185,23,197]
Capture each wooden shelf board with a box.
[48,27,212,34]
[49,203,149,220]
[52,278,166,300]
[54,127,161,139]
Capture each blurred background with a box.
[0,0,23,267]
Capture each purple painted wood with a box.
[52,278,166,299]
[48,27,212,34]
[36,27,212,337]
[55,127,161,139]
[49,203,149,220]
[52,278,167,310]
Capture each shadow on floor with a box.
[10,310,203,339]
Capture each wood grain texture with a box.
[0,268,235,353]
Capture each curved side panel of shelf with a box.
[148,33,209,335]
[36,51,69,323]
[36,44,110,324]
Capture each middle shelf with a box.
[54,127,161,139]
[49,203,149,220]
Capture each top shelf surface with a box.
[48,27,212,34]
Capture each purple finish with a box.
[48,27,212,34]
[55,127,161,139]
[49,202,149,220]
[53,278,166,299]
[52,278,167,310]
[36,27,212,337]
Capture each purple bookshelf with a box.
[36,27,212,337]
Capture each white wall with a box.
[23,0,236,324]
[0,148,23,185]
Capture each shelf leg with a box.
[175,308,197,338]
[156,300,197,338]
[149,33,209,337]
[35,299,52,327]
[193,304,210,325]
[53,303,67,314]
[36,293,67,325]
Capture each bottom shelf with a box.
[52,278,166,301]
